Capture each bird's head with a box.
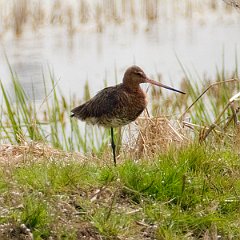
[123,65,186,94]
[123,65,148,86]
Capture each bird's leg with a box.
[110,127,116,166]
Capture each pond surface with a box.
[0,1,240,102]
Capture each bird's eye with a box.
[136,71,143,76]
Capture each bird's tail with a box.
[70,104,87,120]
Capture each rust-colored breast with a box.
[71,84,148,128]
[105,85,147,127]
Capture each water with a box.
[0,1,240,102]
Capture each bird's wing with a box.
[71,86,122,119]
[87,86,121,117]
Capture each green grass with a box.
[0,59,239,238]
[0,144,240,239]
[0,65,111,153]
[0,59,239,153]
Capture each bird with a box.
[70,65,185,165]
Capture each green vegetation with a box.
[0,63,110,153]
[0,58,239,152]
[0,60,239,239]
[0,145,240,239]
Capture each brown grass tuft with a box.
[233,123,240,153]
[134,116,189,158]
[12,0,28,36]
[0,142,85,166]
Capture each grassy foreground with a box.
[0,61,239,239]
[0,144,239,239]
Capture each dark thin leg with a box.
[111,127,116,166]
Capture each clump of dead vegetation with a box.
[134,116,188,157]
[0,142,85,166]
[223,0,240,9]
[0,0,238,37]
[130,78,240,158]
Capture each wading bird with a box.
[71,65,185,165]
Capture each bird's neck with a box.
[123,84,143,94]
[122,79,141,92]
[123,83,142,93]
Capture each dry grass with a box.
[130,78,240,159]
[3,83,239,165]
[12,0,28,36]
[233,123,240,152]
[223,0,240,9]
[134,116,188,158]
[1,143,240,239]
[0,142,85,166]
[0,0,237,37]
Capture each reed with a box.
[0,56,239,155]
[0,65,110,154]
[0,0,237,37]
[12,0,28,36]
[95,3,103,32]
[79,0,89,24]
[31,1,45,30]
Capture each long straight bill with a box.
[146,78,186,94]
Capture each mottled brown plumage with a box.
[71,65,185,165]
[71,81,147,127]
